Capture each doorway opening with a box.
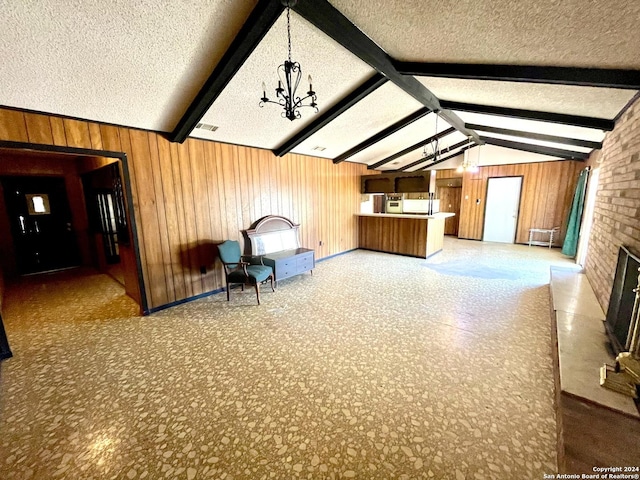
[1,176,81,274]
[0,144,146,313]
[483,176,523,243]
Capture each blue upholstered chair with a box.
[217,240,274,304]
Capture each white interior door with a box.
[483,177,522,243]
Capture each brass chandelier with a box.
[457,137,480,173]
[260,0,318,121]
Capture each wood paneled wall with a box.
[435,169,463,179]
[0,108,368,311]
[454,161,582,244]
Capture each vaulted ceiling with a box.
[2,0,639,171]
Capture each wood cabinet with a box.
[263,248,314,284]
[358,214,450,258]
[361,171,432,194]
[361,175,394,193]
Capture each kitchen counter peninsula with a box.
[357,212,455,258]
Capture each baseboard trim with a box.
[146,248,359,314]
[146,287,226,315]
[317,248,357,263]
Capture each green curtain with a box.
[562,168,589,257]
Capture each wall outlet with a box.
[319,240,324,246]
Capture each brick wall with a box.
[585,96,640,311]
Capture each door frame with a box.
[0,139,148,314]
[482,175,524,243]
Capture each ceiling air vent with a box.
[312,146,326,152]
[195,122,219,132]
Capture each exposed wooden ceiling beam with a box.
[292,0,482,144]
[367,127,456,170]
[168,0,284,143]
[397,139,472,172]
[395,62,640,90]
[332,107,430,164]
[441,100,615,131]
[481,136,589,160]
[466,123,602,150]
[273,74,387,157]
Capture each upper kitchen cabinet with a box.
[361,175,395,194]
[435,177,462,188]
[361,171,432,194]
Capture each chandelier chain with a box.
[287,6,292,63]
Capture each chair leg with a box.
[241,284,244,291]
[226,282,230,301]
[270,273,275,292]
[254,281,260,305]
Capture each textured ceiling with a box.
[190,10,375,150]
[2,0,636,168]
[478,132,592,154]
[328,0,640,68]
[432,145,561,170]
[417,77,636,120]
[291,82,423,158]
[379,131,469,171]
[0,0,258,132]
[454,112,606,142]
[349,113,452,165]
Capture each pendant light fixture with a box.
[429,113,440,161]
[420,113,441,166]
[457,137,480,173]
[260,0,318,121]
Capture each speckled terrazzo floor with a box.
[0,239,577,480]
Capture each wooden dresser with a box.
[263,248,314,284]
[243,215,315,285]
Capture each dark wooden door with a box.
[1,176,80,274]
[438,186,462,236]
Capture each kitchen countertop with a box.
[357,212,455,219]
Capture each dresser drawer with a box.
[262,249,315,283]
[277,268,296,281]
[296,255,314,273]
[275,258,296,270]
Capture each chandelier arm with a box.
[294,93,317,106]
[259,98,287,108]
